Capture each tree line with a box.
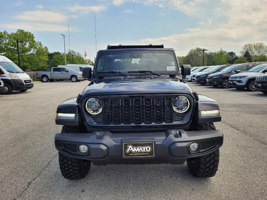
[0,29,93,71]
[178,43,267,66]
[1,30,267,70]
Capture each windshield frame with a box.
[94,49,179,78]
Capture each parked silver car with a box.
[229,63,267,91]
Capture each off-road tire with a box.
[187,122,220,178]
[247,79,256,91]
[58,125,91,179]
[59,152,91,180]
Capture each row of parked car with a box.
[186,62,267,94]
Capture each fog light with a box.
[189,143,199,152]
[79,145,88,154]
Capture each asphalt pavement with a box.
[0,81,266,200]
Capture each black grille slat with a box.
[99,95,181,125]
[144,98,153,124]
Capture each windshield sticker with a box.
[167,66,176,71]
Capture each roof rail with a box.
[107,44,164,49]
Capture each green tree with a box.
[227,52,238,64]
[234,57,248,64]
[0,29,49,70]
[183,48,206,66]
[241,43,267,57]
[244,50,252,62]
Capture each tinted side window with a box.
[53,68,61,72]
[236,65,247,72]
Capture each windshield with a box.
[221,65,238,73]
[0,61,24,73]
[96,50,178,75]
[248,64,267,72]
[209,65,225,73]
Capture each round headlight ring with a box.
[172,96,190,113]
[85,98,103,115]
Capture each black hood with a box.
[82,79,193,96]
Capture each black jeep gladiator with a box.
[54,45,223,179]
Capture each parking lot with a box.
[0,81,266,200]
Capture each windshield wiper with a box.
[102,71,128,76]
[128,70,161,76]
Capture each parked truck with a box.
[36,66,84,82]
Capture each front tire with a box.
[187,150,219,178]
[58,125,91,179]
[3,83,12,94]
[187,122,220,178]
[59,152,91,180]
[221,78,229,88]
[247,80,256,91]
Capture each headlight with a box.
[85,98,103,115]
[172,96,190,113]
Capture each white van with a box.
[0,55,33,94]
[66,64,94,72]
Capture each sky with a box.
[0,0,267,61]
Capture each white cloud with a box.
[16,10,68,23]
[113,0,124,6]
[122,9,133,14]
[15,1,23,7]
[2,22,78,32]
[138,0,267,56]
[36,5,44,9]
[67,4,106,14]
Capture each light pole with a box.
[61,34,66,65]
[202,49,208,66]
[16,40,21,68]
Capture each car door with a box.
[52,68,63,79]
[61,68,70,79]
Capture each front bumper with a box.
[55,129,223,165]
[255,82,267,91]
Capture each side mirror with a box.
[181,64,191,76]
[83,67,92,81]
[235,69,241,73]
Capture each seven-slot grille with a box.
[92,95,185,125]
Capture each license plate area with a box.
[123,142,155,158]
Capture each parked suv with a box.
[54,45,223,180]
[229,64,267,91]
[255,74,267,94]
[207,63,255,88]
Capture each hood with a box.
[15,72,32,80]
[82,79,193,95]
[230,72,263,78]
